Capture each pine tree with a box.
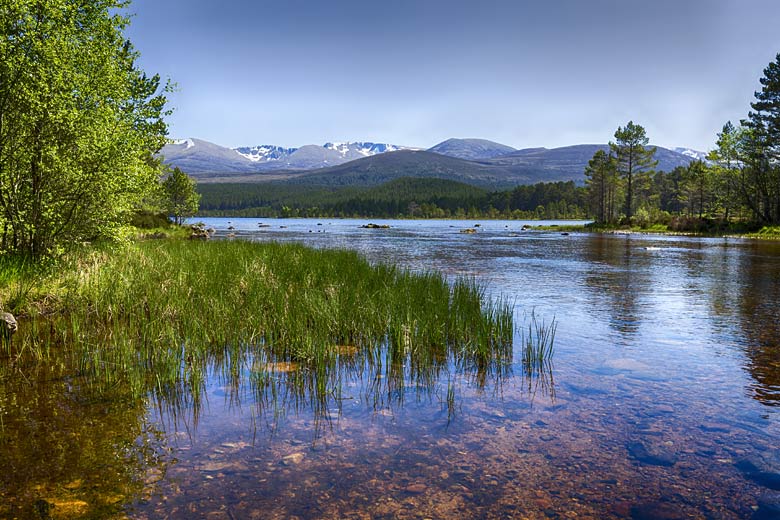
[739,53,780,223]
[609,122,658,223]
[584,149,618,224]
[746,53,780,161]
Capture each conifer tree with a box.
[742,53,780,223]
[746,53,780,161]
[609,122,658,223]
[584,149,618,224]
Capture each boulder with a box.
[189,231,210,240]
[627,440,677,467]
[361,223,390,229]
[1,311,17,338]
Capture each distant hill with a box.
[160,137,698,189]
[160,138,257,173]
[484,144,694,179]
[159,139,411,173]
[287,149,534,189]
[427,138,516,160]
[286,145,695,189]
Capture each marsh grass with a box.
[521,310,556,367]
[3,240,513,422]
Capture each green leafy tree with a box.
[0,0,171,257]
[162,167,200,225]
[610,121,658,223]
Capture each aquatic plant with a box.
[4,240,513,418]
[521,310,557,367]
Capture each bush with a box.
[130,211,172,229]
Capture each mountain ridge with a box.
[159,137,702,189]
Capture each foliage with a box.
[733,52,780,224]
[746,52,780,162]
[583,149,619,224]
[609,121,658,223]
[197,177,588,220]
[0,0,171,258]
[162,167,200,225]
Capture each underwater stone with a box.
[627,441,677,467]
[281,452,305,466]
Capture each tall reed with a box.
[6,240,514,416]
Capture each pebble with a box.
[405,483,427,494]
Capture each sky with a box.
[125,0,780,151]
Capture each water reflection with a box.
[580,235,647,336]
[1,323,541,515]
[0,357,169,518]
[737,242,780,406]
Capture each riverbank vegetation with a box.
[0,1,172,258]
[1,239,514,401]
[584,53,780,232]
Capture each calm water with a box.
[3,218,780,519]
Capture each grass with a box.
[521,310,556,369]
[745,225,780,239]
[2,239,514,407]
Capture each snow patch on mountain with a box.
[230,141,411,169]
[235,145,298,163]
[673,147,708,161]
[170,138,195,149]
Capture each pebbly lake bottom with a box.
[3,218,780,519]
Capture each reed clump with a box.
[521,310,556,368]
[5,240,513,401]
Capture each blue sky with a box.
[125,0,780,151]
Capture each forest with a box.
[196,178,588,220]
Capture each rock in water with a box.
[627,441,677,467]
[1,311,17,339]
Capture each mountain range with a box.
[159,137,703,188]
